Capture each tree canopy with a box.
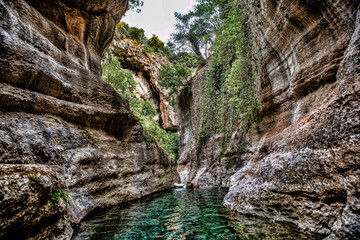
[168,0,232,60]
[129,0,144,13]
[146,35,165,53]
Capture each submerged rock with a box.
[0,0,178,239]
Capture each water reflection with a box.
[73,188,315,240]
[73,188,236,240]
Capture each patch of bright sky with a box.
[122,0,197,42]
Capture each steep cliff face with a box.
[178,0,359,238]
[177,64,244,187]
[0,0,178,239]
[112,39,180,132]
[224,2,360,238]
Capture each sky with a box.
[122,0,197,42]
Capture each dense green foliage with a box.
[116,22,146,45]
[164,0,261,154]
[101,57,179,160]
[159,46,199,106]
[116,22,165,54]
[146,35,165,53]
[200,0,260,141]
[159,63,192,101]
[166,50,200,68]
[102,56,136,100]
[128,27,143,44]
[110,0,261,161]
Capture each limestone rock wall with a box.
[0,0,178,239]
[224,1,359,238]
[177,0,359,238]
[112,39,180,132]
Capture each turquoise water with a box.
[73,188,237,240]
[73,188,314,240]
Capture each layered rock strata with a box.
[178,0,359,238]
[0,0,178,239]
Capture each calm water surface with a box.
[73,188,313,240]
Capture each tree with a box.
[146,35,165,53]
[128,27,144,44]
[170,12,213,60]
[170,0,228,60]
[115,22,146,45]
[129,0,144,13]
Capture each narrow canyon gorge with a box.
[0,0,359,239]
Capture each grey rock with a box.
[0,0,179,239]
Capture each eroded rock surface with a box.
[223,1,359,238]
[178,0,359,238]
[0,0,178,239]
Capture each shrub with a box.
[130,100,179,160]
[128,27,143,45]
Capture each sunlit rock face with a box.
[112,39,180,132]
[225,0,359,239]
[0,0,178,239]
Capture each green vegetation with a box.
[102,55,136,100]
[116,22,146,46]
[115,23,165,54]
[101,57,179,160]
[159,62,192,105]
[50,188,69,205]
[146,35,165,53]
[165,49,200,68]
[200,0,260,142]
[128,27,143,44]
[107,0,261,161]
[161,0,262,156]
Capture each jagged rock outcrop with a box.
[0,0,178,239]
[112,39,180,132]
[178,0,359,238]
